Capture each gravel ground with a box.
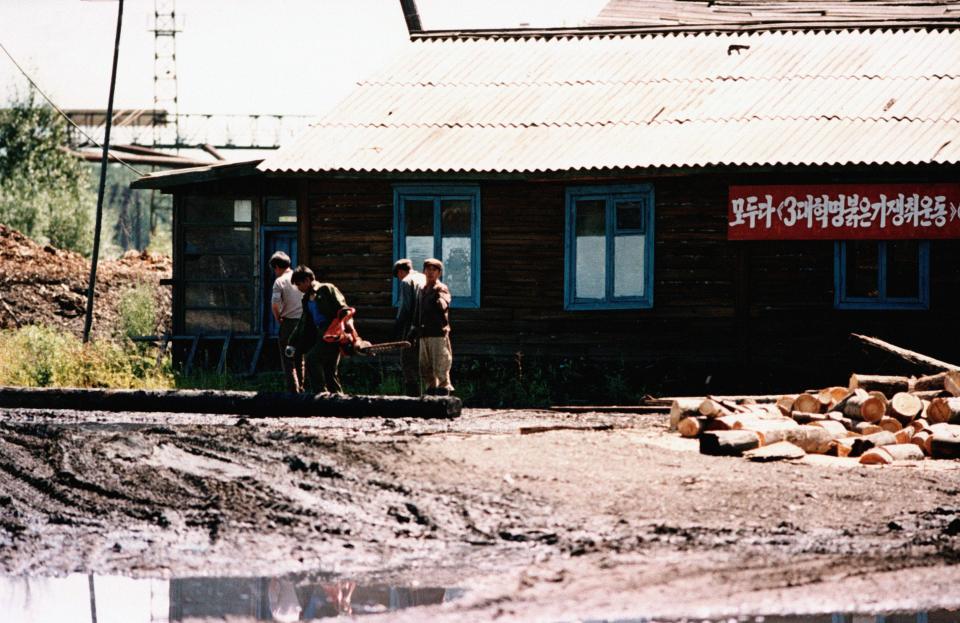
[1,406,959,621]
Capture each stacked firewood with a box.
[670,371,960,463]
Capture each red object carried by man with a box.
[322,307,410,356]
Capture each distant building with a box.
[132,1,960,389]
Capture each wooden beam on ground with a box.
[548,405,667,414]
[643,394,781,408]
[519,424,614,435]
[0,387,461,419]
[850,333,960,374]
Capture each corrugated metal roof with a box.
[590,0,960,30]
[259,30,960,174]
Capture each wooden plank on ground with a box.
[0,387,462,419]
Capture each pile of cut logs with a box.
[669,371,960,464]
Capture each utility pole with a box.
[82,0,124,343]
[152,0,180,147]
[149,0,180,241]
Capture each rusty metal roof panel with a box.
[261,30,960,174]
[360,31,960,84]
[261,120,960,173]
[591,0,960,30]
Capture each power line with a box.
[0,40,146,177]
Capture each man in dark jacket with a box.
[393,258,426,396]
[416,258,453,396]
[289,265,350,394]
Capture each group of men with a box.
[269,251,454,397]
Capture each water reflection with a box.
[1,573,464,622]
[2,576,955,623]
[623,615,958,623]
[172,576,461,620]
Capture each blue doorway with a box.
[262,228,297,336]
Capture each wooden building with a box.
[132,7,960,390]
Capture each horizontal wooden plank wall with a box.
[296,167,960,391]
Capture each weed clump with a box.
[0,325,172,389]
[116,283,158,340]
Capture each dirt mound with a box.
[0,224,172,338]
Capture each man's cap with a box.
[393,258,413,274]
[423,258,443,271]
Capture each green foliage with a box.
[98,163,172,257]
[174,370,286,392]
[337,358,403,395]
[0,91,95,254]
[450,354,649,407]
[116,283,158,339]
[0,325,173,389]
[0,326,649,406]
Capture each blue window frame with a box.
[834,240,929,310]
[393,185,481,309]
[564,185,655,310]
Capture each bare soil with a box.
[0,224,171,337]
[1,406,959,621]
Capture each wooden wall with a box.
[191,166,960,391]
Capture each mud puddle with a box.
[3,407,960,621]
[636,614,959,623]
[3,572,465,621]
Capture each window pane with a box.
[614,234,645,297]
[233,200,252,223]
[405,199,434,271]
[887,240,920,298]
[575,199,606,300]
[184,310,252,334]
[845,241,879,298]
[441,199,471,236]
[441,200,472,297]
[184,227,253,254]
[265,198,297,224]
[615,200,645,232]
[184,284,253,309]
[184,254,252,279]
[183,197,237,224]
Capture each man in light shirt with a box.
[270,251,303,393]
[393,258,426,396]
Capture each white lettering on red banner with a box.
[728,184,960,240]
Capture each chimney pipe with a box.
[399,0,422,35]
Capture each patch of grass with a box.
[0,328,651,407]
[173,370,286,392]
[115,283,158,340]
[450,353,650,407]
[0,325,173,389]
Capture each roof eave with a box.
[130,159,265,190]
[410,21,960,41]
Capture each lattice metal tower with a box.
[151,0,180,146]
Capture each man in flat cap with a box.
[269,251,303,393]
[415,258,454,395]
[289,265,351,394]
[393,258,426,396]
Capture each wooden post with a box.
[83,0,125,343]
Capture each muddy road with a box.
[1,406,960,621]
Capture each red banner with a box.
[728,184,960,240]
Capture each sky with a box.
[0,0,608,119]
